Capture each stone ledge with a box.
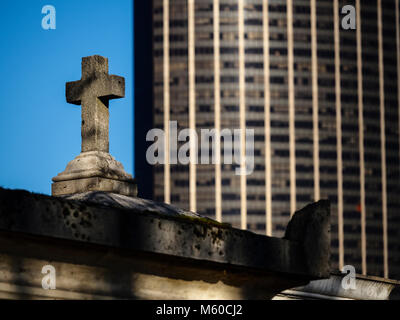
[0,187,330,281]
[0,231,307,299]
[277,273,400,300]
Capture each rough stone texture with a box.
[66,55,124,153]
[0,188,308,276]
[276,273,400,300]
[284,200,331,278]
[52,177,137,198]
[52,55,136,197]
[0,236,303,300]
[52,152,137,197]
[62,191,210,219]
[0,187,331,299]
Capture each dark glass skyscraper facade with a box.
[135,0,400,279]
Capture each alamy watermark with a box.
[41,5,56,30]
[341,5,356,30]
[41,264,56,290]
[146,121,255,176]
[39,4,355,31]
[341,265,356,290]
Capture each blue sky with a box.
[0,0,133,195]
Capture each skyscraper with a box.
[135,0,400,279]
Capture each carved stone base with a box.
[52,151,137,197]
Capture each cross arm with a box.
[66,80,83,105]
[103,75,125,100]
[66,74,125,105]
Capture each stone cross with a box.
[66,55,125,153]
[52,55,136,198]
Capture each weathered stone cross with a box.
[66,55,125,153]
[52,55,136,197]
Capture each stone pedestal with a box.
[52,151,137,197]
